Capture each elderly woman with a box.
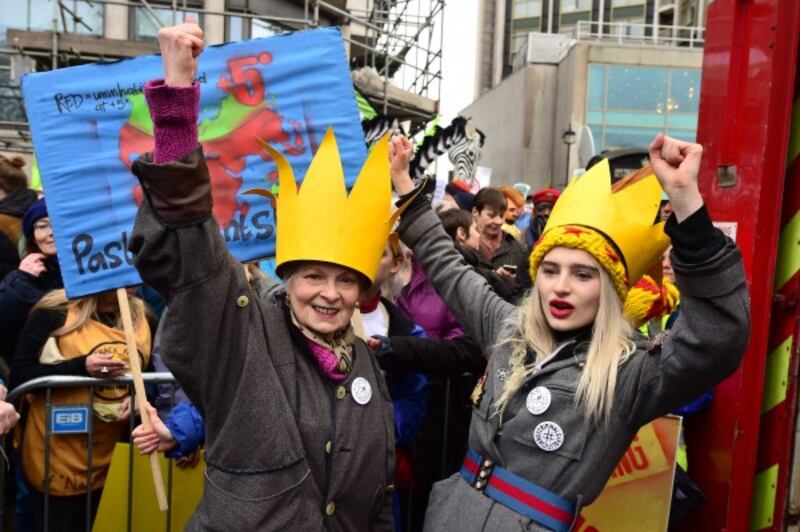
[128,20,394,530]
[387,134,749,531]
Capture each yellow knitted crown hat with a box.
[529,161,671,301]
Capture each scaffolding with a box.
[0,0,445,154]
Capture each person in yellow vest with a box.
[11,288,151,532]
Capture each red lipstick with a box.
[549,299,575,319]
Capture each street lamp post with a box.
[562,123,576,185]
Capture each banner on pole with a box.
[22,28,366,298]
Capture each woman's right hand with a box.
[389,135,415,195]
[18,253,47,277]
[85,353,127,378]
[157,17,204,87]
[132,403,177,455]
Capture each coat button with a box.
[336,386,346,400]
[325,501,336,515]
[483,459,493,468]
[236,295,249,308]
[325,440,332,454]
[475,480,484,489]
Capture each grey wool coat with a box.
[129,148,395,531]
[394,204,750,532]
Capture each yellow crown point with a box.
[251,128,395,283]
[542,160,671,287]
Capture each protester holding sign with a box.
[11,288,150,532]
[128,20,395,530]
[387,133,749,531]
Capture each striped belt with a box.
[460,448,576,532]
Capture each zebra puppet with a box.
[360,114,486,194]
[446,118,485,185]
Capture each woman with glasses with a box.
[0,198,64,364]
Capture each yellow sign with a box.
[93,444,204,532]
[577,416,681,531]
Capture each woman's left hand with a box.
[649,133,704,222]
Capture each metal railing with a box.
[572,20,705,49]
[2,373,180,532]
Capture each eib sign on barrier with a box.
[50,405,90,435]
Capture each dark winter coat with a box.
[0,257,62,362]
[395,198,750,531]
[130,148,395,531]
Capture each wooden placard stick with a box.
[117,287,169,511]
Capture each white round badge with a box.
[351,377,372,405]
[533,421,564,452]
[526,386,552,416]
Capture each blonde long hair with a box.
[495,265,636,425]
[33,289,146,337]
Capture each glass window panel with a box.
[606,65,668,112]
[72,1,103,36]
[135,8,194,42]
[513,0,542,18]
[669,68,701,113]
[588,64,606,111]
[612,0,643,6]
[603,111,666,128]
[665,128,696,142]
[228,16,245,41]
[252,19,282,39]
[561,0,591,13]
[603,125,661,149]
[30,0,58,32]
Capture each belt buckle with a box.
[473,458,494,491]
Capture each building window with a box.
[611,0,643,6]
[251,19,284,39]
[134,6,198,42]
[1,0,102,44]
[586,64,701,150]
[560,0,591,13]
[227,16,245,41]
[513,0,542,18]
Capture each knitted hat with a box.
[531,188,560,205]
[529,161,669,303]
[529,225,629,301]
[22,197,48,241]
[453,190,475,211]
[445,179,472,196]
[623,275,680,327]
[499,186,524,208]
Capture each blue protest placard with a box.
[22,28,366,298]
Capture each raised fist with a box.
[157,17,204,87]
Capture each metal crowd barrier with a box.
[1,373,179,532]
[0,372,475,532]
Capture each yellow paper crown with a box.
[248,128,398,283]
[540,160,670,287]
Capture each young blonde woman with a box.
[387,134,749,531]
[12,289,150,532]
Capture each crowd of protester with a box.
[0,18,750,532]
